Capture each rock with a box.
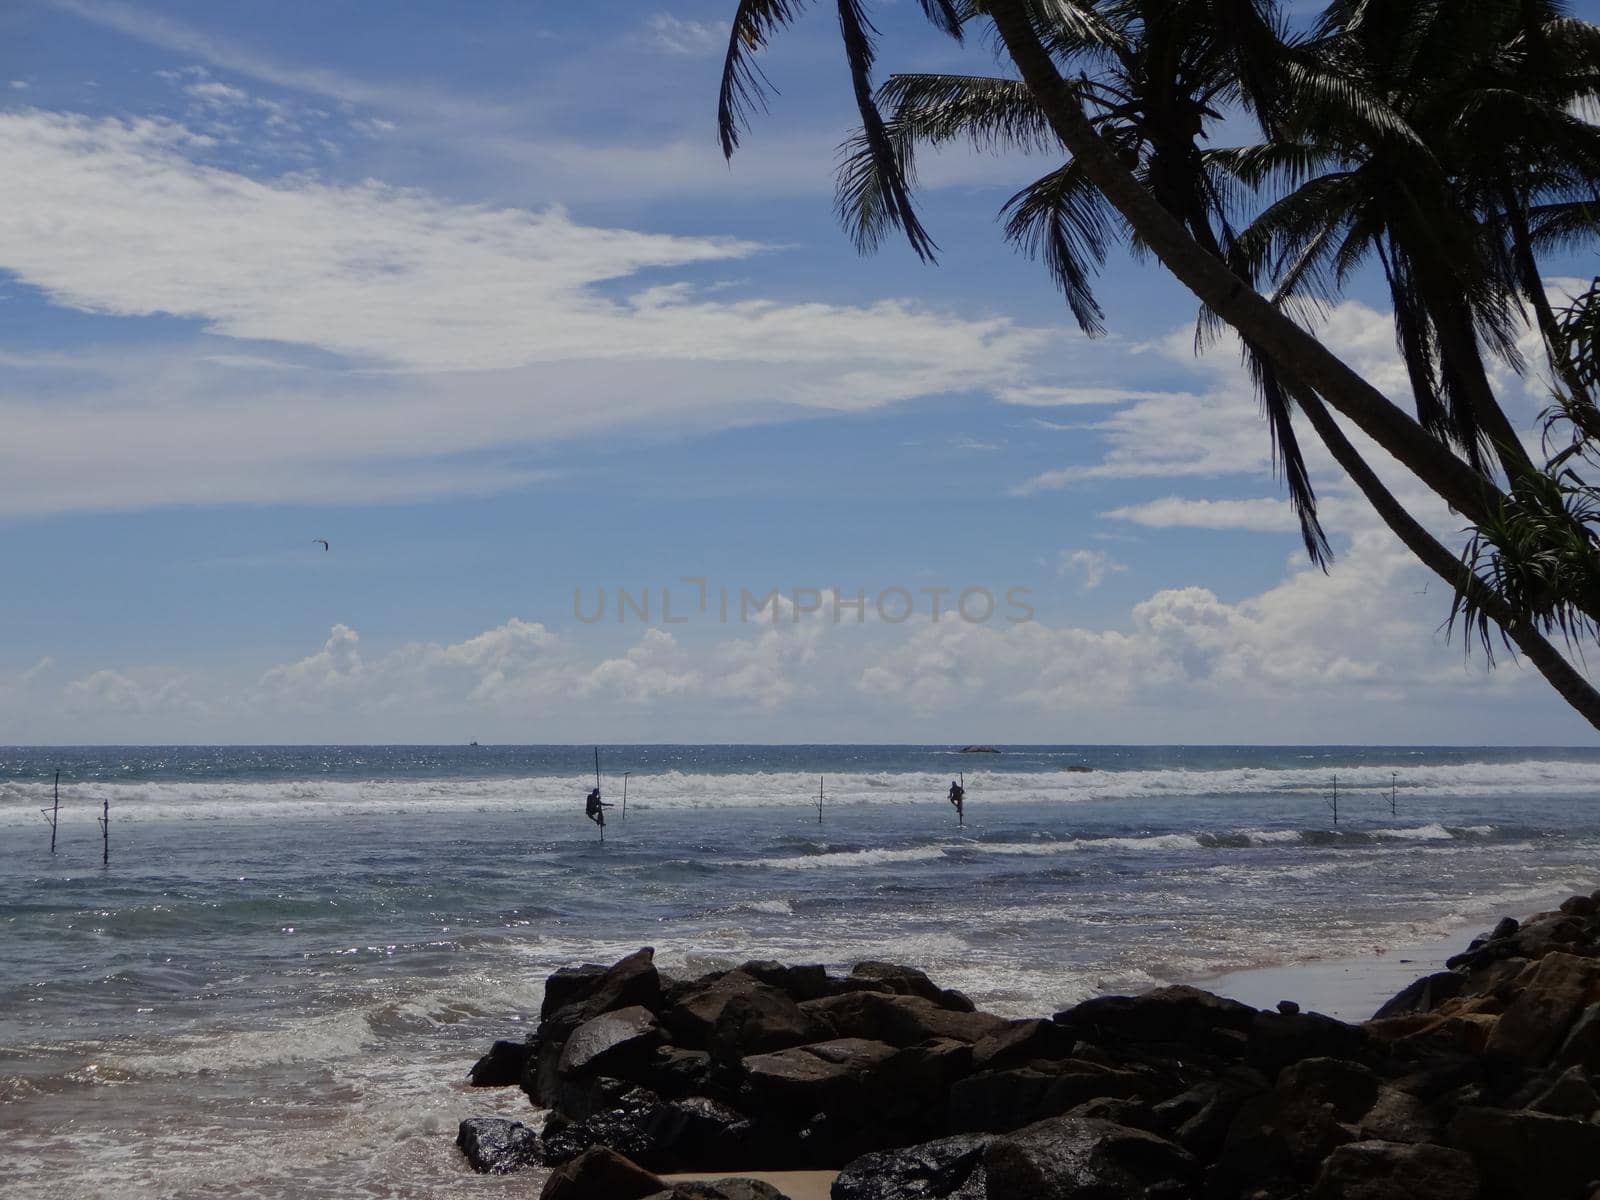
[1528,1064,1600,1117]
[862,1038,975,1138]
[971,1019,1080,1074]
[642,1095,763,1169]
[550,948,663,1027]
[540,1145,666,1200]
[642,1181,789,1200]
[1053,985,1257,1047]
[543,963,610,1021]
[541,1082,664,1166]
[801,991,1005,1047]
[1358,1085,1442,1144]
[848,962,977,1011]
[469,1038,533,1087]
[1450,1105,1600,1200]
[709,986,829,1066]
[1276,1000,1300,1015]
[1247,1008,1368,1074]
[1153,1081,1258,1160]
[1492,916,1521,941]
[1308,1140,1479,1200]
[1373,971,1468,1020]
[1560,894,1597,917]
[1556,1004,1600,1071]
[1212,1087,1356,1193]
[1485,951,1600,1065]
[736,960,831,1002]
[741,1038,899,1117]
[662,971,784,1049]
[982,1116,1197,1199]
[1276,1057,1379,1122]
[456,1117,542,1174]
[559,1006,661,1078]
[644,1045,714,1099]
[947,1061,1163,1135]
[833,1133,993,1200]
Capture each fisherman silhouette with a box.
[585,787,612,826]
[948,780,964,814]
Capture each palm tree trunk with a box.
[984,0,1506,527]
[982,0,1600,729]
[1296,392,1600,731]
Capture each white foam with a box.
[2,754,1594,828]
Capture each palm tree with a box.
[716,0,1600,729]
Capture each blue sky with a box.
[0,0,1596,744]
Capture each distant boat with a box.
[960,745,1000,754]
[469,741,480,747]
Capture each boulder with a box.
[1450,1105,1600,1200]
[863,1038,975,1135]
[971,1019,1080,1074]
[456,1117,542,1174]
[1486,952,1600,1065]
[543,963,610,1021]
[1308,1140,1479,1200]
[1358,1085,1443,1144]
[1276,1057,1379,1122]
[709,986,829,1066]
[741,1038,898,1116]
[545,948,663,1032]
[1555,1004,1600,1072]
[1246,1008,1368,1074]
[1560,894,1597,918]
[1528,1064,1600,1118]
[1053,985,1257,1047]
[1373,972,1468,1020]
[847,962,976,1011]
[541,1145,666,1200]
[643,1095,764,1169]
[559,1006,661,1078]
[833,1133,993,1200]
[642,1181,789,1200]
[469,1038,533,1087]
[644,1045,715,1099]
[947,1061,1164,1135]
[541,1083,664,1166]
[1212,1086,1356,1193]
[982,1116,1197,1199]
[736,960,831,1002]
[662,971,786,1048]
[801,991,1005,1048]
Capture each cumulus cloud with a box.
[645,14,722,55]
[1057,548,1127,591]
[1103,497,1301,532]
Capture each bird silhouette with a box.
[313,539,329,552]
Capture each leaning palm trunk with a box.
[981,0,1600,731]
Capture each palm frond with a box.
[1000,160,1116,335]
[719,0,815,158]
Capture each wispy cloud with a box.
[645,14,723,55]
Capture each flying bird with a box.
[313,539,329,552]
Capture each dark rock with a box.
[643,1181,789,1200]
[736,960,831,1002]
[1154,1081,1259,1160]
[1528,1064,1600,1117]
[1247,1008,1367,1074]
[1485,951,1600,1065]
[801,991,1005,1048]
[1276,1057,1379,1122]
[1560,894,1597,917]
[1492,916,1521,941]
[542,1082,664,1166]
[644,1045,715,1099]
[540,1145,665,1200]
[862,1038,975,1137]
[848,962,976,1012]
[1061,1096,1158,1130]
[947,1061,1164,1135]
[662,971,782,1049]
[1450,1105,1600,1200]
[642,1095,764,1169]
[741,1038,898,1117]
[559,1006,660,1078]
[833,1133,993,1200]
[1373,971,1468,1020]
[971,1019,1080,1074]
[1053,985,1257,1047]
[1358,1085,1442,1144]
[1213,1087,1355,1193]
[555,948,662,1026]
[982,1116,1197,1199]
[543,963,610,1022]
[1308,1140,1479,1200]
[1276,1000,1300,1016]
[469,1038,533,1087]
[456,1116,542,1174]
[1555,1004,1600,1072]
[710,986,829,1066]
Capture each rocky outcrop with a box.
[456,1116,542,1174]
[458,887,1600,1198]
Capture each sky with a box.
[0,0,1597,745]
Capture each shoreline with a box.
[1195,881,1588,1023]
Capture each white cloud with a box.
[1057,548,1126,591]
[645,14,723,55]
[0,108,1057,514]
[999,384,1196,407]
[1103,496,1300,532]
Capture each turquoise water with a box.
[2,744,1598,1197]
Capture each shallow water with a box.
[2,744,1598,1197]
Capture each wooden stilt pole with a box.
[958,771,964,828]
[817,775,824,824]
[1327,774,1339,826]
[622,772,630,820]
[1389,771,1398,817]
[41,771,60,853]
[98,797,109,865]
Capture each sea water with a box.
[2,743,1598,1197]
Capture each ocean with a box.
[2,743,1598,1198]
